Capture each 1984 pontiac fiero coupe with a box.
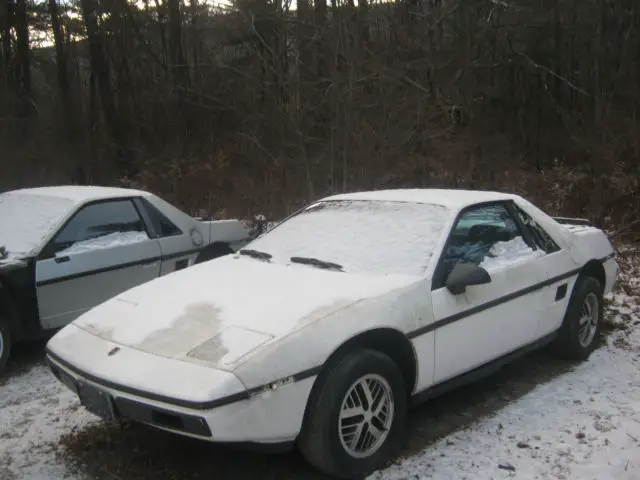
[46,189,617,478]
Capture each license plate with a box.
[76,381,118,424]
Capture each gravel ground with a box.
[1,246,638,480]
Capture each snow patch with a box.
[480,236,545,271]
[57,231,149,256]
[0,192,75,259]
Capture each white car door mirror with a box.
[446,263,491,295]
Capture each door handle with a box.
[141,262,159,269]
[54,256,70,263]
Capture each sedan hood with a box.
[71,255,419,370]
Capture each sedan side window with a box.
[440,204,540,280]
[49,200,149,257]
[140,198,183,238]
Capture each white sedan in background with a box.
[46,189,617,478]
[0,186,252,373]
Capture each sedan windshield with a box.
[0,192,75,259]
[248,200,450,276]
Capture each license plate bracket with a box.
[76,381,118,424]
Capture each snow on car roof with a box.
[9,185,151,204]
[322,189,519,209]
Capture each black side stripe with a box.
[46,253,616,411]
[408,253,615,340]
[407,267,582,339]
[37,256,163,287]
[36,248,203,287]
[46,348,321,411]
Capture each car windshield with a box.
[247,200,450,276]
[0,192,75,259]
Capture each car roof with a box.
[321,188,520,210]
[7,185,151,205]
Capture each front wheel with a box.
[298,349,407,479]
[554,276,603,361]
[0,315,12,374]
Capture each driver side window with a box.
[440,203,537,282]
[47,199,149,257]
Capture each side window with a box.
[141,199,183,237]
[440,203,539,281]
[514,205,560,253]
[49,200,149,257]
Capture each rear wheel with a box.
[298,349,407,479]
[554,276,603,361]
[0,314,11,374]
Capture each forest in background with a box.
[0,0,639,238]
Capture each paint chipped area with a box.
[69,254,419,368]
[187,327,273,367]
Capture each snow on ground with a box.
[1,247,639,480]
[370,329,640,480]
[0,358,97,480]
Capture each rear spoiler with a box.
[553,216,593,227]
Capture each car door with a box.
[36,198,163,330]
[430,202,549,384]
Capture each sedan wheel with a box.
[298,349,407,479]
[0,315,11,374]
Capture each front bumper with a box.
[47,353,213,437]
[46,348,317,444]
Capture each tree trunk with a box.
[80,0,133,175]
[48,0,77,138]
[14,0,31,104]
[167,0,188,90]
[0,0,12,83]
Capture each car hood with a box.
[71,255,420,371]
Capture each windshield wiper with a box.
[239,249,272,261]
[290,256,343,271]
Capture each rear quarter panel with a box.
[564,225,617,294]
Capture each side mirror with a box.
[446,263,491,295]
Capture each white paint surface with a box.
[60,254,420,370]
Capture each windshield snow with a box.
[0,192,76,259]
[248,200,450,276]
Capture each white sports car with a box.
[46,189,617,478]
[0,186,253,373]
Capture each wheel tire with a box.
[553,276,603,361]
[195,243,233,264]
[298,349,407,479]
[0,315,11,374]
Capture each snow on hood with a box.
[0,192,75,260]
[71,255,420,369]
